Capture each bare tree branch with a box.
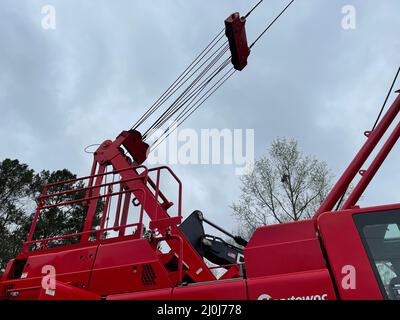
[232,138,335,238]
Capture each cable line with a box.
[132,0,297,151]
[142,47,231,138]
[132,30,227,130]
[150,68,236,152]
[147,58,232,142]
[245,0,264,18]
[371,66,400,131]
[249,0,295,49]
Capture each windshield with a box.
[354,210,400,300]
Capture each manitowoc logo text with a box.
[258,293,328,300]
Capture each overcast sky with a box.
[1,0,400,234]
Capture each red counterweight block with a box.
[225,13,250,71]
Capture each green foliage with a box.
[0,159,101,273]
[30,170,101,244]
[0,159,34,272]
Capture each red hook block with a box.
[225,12,250,71]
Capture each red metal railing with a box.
[148,166,182,222]
[23,163,183,254]
[23,222,144,252]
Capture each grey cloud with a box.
[0,0,399,231]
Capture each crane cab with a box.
[318,204,400,300]
[242,204,400,300]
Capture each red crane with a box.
[1,2,400,300]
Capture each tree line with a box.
[0,159,101,272]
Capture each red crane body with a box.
[1,12,400,301]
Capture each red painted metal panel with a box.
[91,239,158,269]
[0,282,41,300]
[38,281,101,300]
[246,220,318,246]
[21,246,98,278]
[107,288,172,300]
[245,220,326,278]
[0,245,99,300]
[1,259,16,281]
[317,206,388,300]
[172,280,247,300]
[89,238,172,296]
[247,269,336,300]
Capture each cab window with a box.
[354,211,400,300]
